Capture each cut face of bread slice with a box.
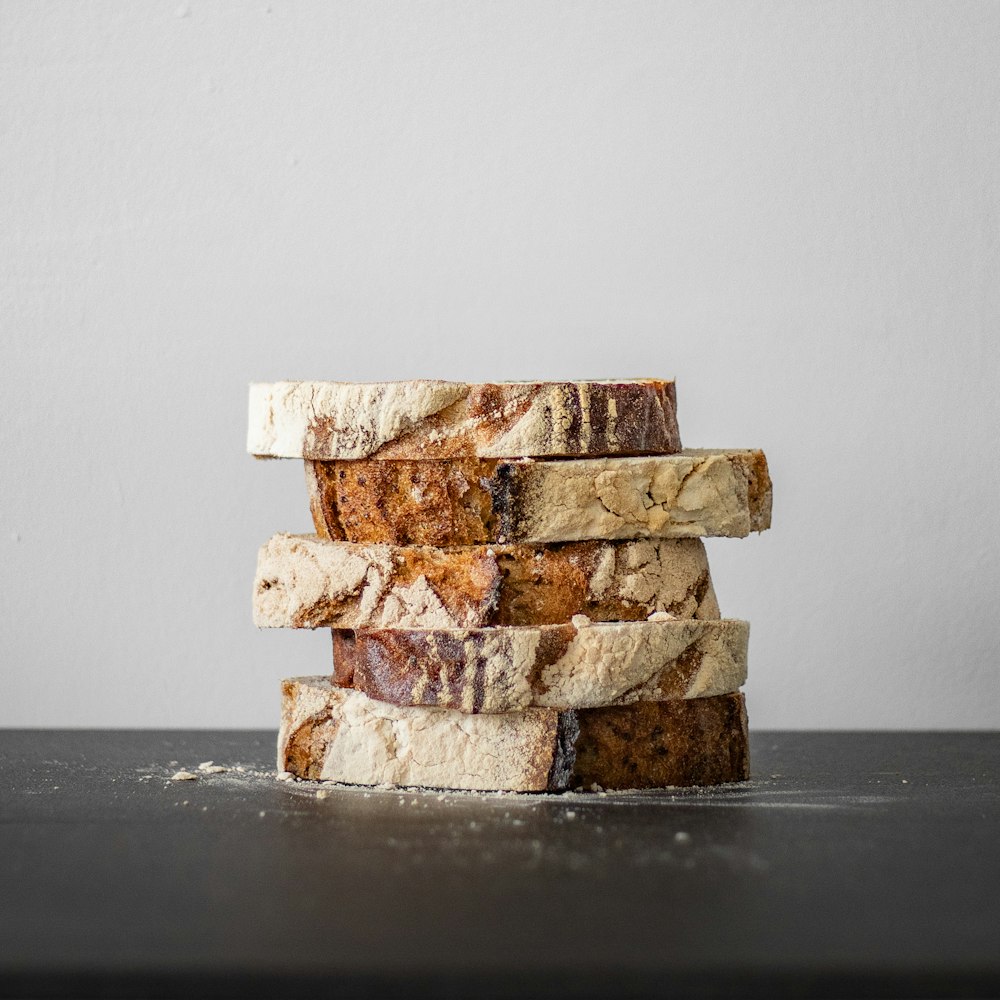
[279,678,749,792]
[248,379,681,460]
[253,533,720,629]
[332,618,748,712]
[307,448,771,546]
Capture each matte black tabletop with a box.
[1,730,998,999]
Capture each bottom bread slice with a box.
[279,677,749,792]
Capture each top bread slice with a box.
[247,379,681,459]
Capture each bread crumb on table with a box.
[198,761,228,773]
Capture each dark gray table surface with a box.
[1,729,998,999]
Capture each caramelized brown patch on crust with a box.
[330,631,356,686]
[643,645,705,701]
[521,710,563,791]
[461,384,536,448]
[280,683,340,780]
[305,460,345,541]
[332,629,485,710]
[746,450,773,531]
[571,693,749,789]
[402,548,502,621]
[306,458,501,546]
[526,626,575,697]
[491,547,592,626]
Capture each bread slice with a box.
[332,618,747,712]
[248,379,681,460]
[279,677,749,792]
[253,533,720,629]
[307,448,771,545]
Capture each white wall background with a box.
[2,0,998,729]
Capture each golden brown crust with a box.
[305,458,498,546]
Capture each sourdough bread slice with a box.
[279,678,749,792]
[253,533,720,629]
[307,448,771,545]
[332,618,747,712]
[249,379,681,460]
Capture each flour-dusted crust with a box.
[253,533,719,629]
[278,677,561,792]
[248,379,681,460]
[278,678,749,791]
[331,618,748,712]
[306,448,771,545]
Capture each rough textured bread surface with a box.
[279,678,749,791]
[332,618,748,712]
[248,379,681,460]
[571,694,750,790]
[279,677,560,792]
[307,448,771,545]
[253,533,720,629]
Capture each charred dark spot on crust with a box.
[489,462,525,541]
[579,382,682,457]
[546,710,579,791]
[471,646,487,714]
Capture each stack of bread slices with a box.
[249,379,771,793]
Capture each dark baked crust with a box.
[568,693,750,790]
